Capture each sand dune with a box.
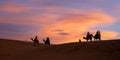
[0,39,120,60]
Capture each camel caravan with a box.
[83,30,101,42]
[30,30,101,46]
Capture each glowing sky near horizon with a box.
[0,0,120,44]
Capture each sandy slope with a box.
[0,39,120,60]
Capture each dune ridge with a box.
[0,39,120,60]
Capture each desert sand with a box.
[0,39,120,60]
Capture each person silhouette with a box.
[43,37,51,46]
[31,36,39,46]
[86,32,90,39]
[46,37,50,46]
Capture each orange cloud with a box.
[39,10,117,44]
[101,31,118,39]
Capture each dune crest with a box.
[0,39,120,60]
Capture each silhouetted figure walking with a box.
[43,37,50,46]
[31,36,39,46]
[83,32,92,41]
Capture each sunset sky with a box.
[0,0,120,44]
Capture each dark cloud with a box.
[59,32,70,35]
[0,23,39,34]
[26,0,98,8]
[52,30,64,32]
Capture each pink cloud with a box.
[0,2,62,13]
[0,3,32,13]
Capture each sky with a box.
[0,0,120,44]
